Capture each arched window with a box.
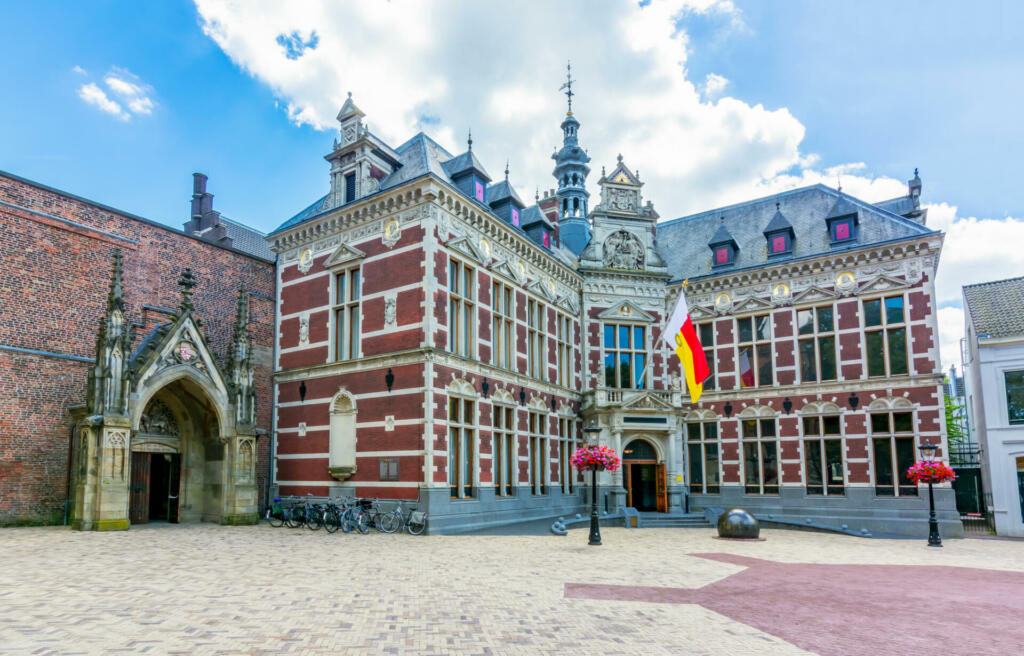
[328,389,357,481]
[737,406,779,495]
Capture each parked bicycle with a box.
[265,496,425,535]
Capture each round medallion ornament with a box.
[517,261,526,280]
[836,271,856,292]
[547,278,556,296]
[383,218,402,248]
[772,283,790,299]
[298,248,314,274]
[715,292,732,313]
[479,237,491,259]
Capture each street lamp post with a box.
[919,443,942,547]
[584,423,602,546]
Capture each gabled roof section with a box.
[762,203,794,235]
[336,93,365,121]
[656,184,937,282]
[825,192,861,221]
[964,276,1024,339]
[442,150,492,182]
[605,156,640,186]
[520,205,553,230]
[708,222,738,248]
[487,179,525,208]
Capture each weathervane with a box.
[559,61,575,114]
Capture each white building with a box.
[963,276,1024,537]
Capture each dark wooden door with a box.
[129,452,150,524]
[168,454,181,523]
[656,463,668,513]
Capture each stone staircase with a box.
[635,512,713,528]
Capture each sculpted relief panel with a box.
[603,231,645,271]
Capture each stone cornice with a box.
[675,234,944,295]
[692,372,945,408]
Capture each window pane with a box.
[699,323,714,345]
[463,305,472,355]
[1008,370,1024,424]
[336,309,346,360]
[634,354,646,389]
[604,354,616,387]
[738,318,753,343]
[885,296,904,324]
[805,440,823,493]
[888,328,908,375]
[803,416,819,436]
[757,343,772,386]
[704,347,716,390]
[816,306,834,332]
[799,339,817,382]
[760,419,776,437]
[634,326,645,350]
[825,440,844,491]
[604,324,614,348]
[688,444,703,491]
[755,315,771,341]
[462,429,472,493]
[873,438,894,495]
[866,331,886,376]
[797,310,814,335]
[619,326,629,349]
[762,442,779,491]
[704,422,718,441]
[864,299,882,327]
[742,419,757,438]
[448,427,457,489]
[739,346,755,388]
[743,442,761,492]
[819,336,837,381]
[823,415,841,435]
[449,398,459,421]
[336,275,345,304]
[449,262,458,292]
[895,437,917,495]
[871,414,890,433]
[687,423,701,440]
[464,268,473,300]
[705,444,720,489]
[350,306,360,356]
[619,353,632,388]
[893,412,913,433]
[351,270,360,300]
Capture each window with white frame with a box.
[871,411,917,497]
[558,416,577,494]
[333,267,361,360]
[797,305,837,382]
[556,312,573,388]
[491,281,514,370]
[741,417,779,495]
[736,315,772,388]
[803,415,845,495]
[492,404,516,497]
[528,410,547,495]
[448,259,475,358]
[527,299,545,379]
[448,397,476,498]
[1004,370,1024,425]
[698,322,715,391]
[603,323,647,389]
[864,296,908,377]
[686,420,720,494]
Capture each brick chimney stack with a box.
[183,172,233,248]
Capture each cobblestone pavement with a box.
[2,524,1023,655]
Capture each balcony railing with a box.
[585,387,681,409]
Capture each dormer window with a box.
[511,207,520,228]
[714,245,734,266]
[766,232,792,256]
[762,202,794,258]
[827,216,857,244]
[708,218,738,269]
[542,231,550,248]
[473,178,485,203]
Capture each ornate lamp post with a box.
[571,424,619,547]
[912,442,954,548]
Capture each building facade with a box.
[0,171,275,527]
[270,96,960,537]
[963,276,1024,537]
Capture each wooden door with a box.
[167,454,181,523]
[129,452,150,524]
[655,463,668,513]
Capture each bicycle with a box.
[303,495,324,531]
[381,500,428,535]
[266,497,287,528]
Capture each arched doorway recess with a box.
[623,438,667,512]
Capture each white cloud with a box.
[937,305,965,374]
[78,82,129,121]
[702,73,729,100]
[72,65,87,75]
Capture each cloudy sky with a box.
[2,0,1022,373]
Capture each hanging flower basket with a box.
[906,461,956,484]
[571,443,621,472]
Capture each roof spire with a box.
[467,128,473,152]
[559,60,575,115]
[505,159,510,180]
[177,268,196,315]
[836,174,842,194]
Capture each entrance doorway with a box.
[129,452,181,524]
[623,439,667,512]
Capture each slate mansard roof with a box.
[963,276,1024,339]
[655,184,938,283]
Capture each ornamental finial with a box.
[467,127,472,152]
[560,60,575,115]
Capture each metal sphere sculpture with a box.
[717,508,760,539]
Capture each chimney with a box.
[183,173,233,248]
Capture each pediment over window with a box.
[447,235,488,265]
[526,278,557,303]
[596,300,656,322]
[324,242,366,268]
[621,392,675,411]
[736,404,777,419]
[856,274,908,295]
[732,295,774,314]
[792,286,837,305]
[688,304,715,320]
[556,295,579,315]
[488,258,526,285]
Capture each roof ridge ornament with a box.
[467,127,473,152]
[559,60,575,115]
[177,268,196,315]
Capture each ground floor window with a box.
[686,421,720,494]
[871,411,917,497]
[528,411,547,495]
[742,418,779,495]
[558,417,576,494]
[492,405,515,496]
[803,415,845,496]
[448,398,475,498]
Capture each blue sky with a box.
[2,0,1022,367]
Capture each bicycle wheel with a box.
[306,507,323,530]
[355,510,370,534]
[266,503,285,528]
[407,515,427,536]
[285,506,303,528]
[323,508,341,534]
[340,508,354,533]
[378,512,400,533]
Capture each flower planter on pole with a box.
[908,444,956,547]
[571,440,621,546]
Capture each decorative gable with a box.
[324,242,366,268]
[446,235,488,265]
[621,392,675,411]
[732,295,774,314]
[133,315,229,399]
[526,278,557,303]
[488,258,526,285]
[688,304,715,320]
[597,300,656,323]
[792,286,837,305]
[556,295,579,315]
[857,274,908,295]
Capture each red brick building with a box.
[0,171,275,526]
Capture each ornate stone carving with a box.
[603,231,644,270]
[384,296,397,327]
[608,188,637,212]
[382,217,402,248]
[299,315,309,345]
[140,399,179,436]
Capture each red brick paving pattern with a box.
[566,553,1024,656]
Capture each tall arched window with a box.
[328,389,357,481]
